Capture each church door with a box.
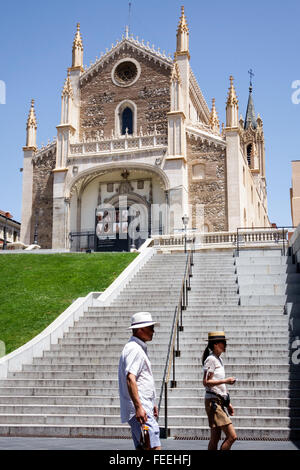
[94,203,149,252]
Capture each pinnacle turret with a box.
[72,23,83,68]
[209,98,220,133]
[176,6,189,56]
[226,76,239,128]
[25,99,37,149]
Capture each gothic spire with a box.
[25,99,37,148]
[227,76,238,107]
[244,84,257,130]
[72,23,83,68]
[176,6,189,56]
[209,98,220,133]
[226,76,239,128]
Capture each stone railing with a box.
[289,224,300,263]
[152,234,195,247]
[70,133,168,156]
[152,228,294,251]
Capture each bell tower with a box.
[240,71,267,197]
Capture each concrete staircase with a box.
[0,252,187,437]
[164,249,300,440]
[0,248,299,441]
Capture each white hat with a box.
[128,312,160,330]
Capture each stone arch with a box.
[67,162,170,247]
[103,191,151,209]
[66,161,170,200]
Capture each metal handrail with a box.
[158,237,195,438]
[236,226,296,257]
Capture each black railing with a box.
[158,237,195,438]
[236,226,296,257]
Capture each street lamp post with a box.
[182,215,189,254]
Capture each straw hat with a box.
[128,312,160,330]
[206,331,227,342]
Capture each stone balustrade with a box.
[70,133,168,156]
[152,228,293,251]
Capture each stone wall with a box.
[31,150,56,248]
[80,47,171,139]
[187,135,228,231]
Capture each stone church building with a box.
[20,6,270,251]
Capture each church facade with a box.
[20,7,270,251]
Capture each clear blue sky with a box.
[0,0,299,226]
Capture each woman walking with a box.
[202,331,237,450]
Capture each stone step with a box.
[62,334,289,343]
[0,424,131,438]
[67,330,289,341]
[73,322,288,330]
[239,285,300,295]
[56,336,289,345]
[1,378,296,389]
[73,324,289,334]
[0,395,299,409]
[167,426,300,440]
[0,387,121,396]
[32,356,290,365]
[159,415,300,428]
[50,346,289,358]
[89,305,284,312]
[22,363,292,373]
[237,250,283,258]
[240,295,300,306]
[235,257,290,266]
[7,371,291,381]
[0,404,297,417]
[0,414,297,428]
[71,317,289,325]
[113,297,203,303]
[118,289,239,295]
[110,301,240,307]
[238,274,300,284]
[43,347,289,356]
[236,265,297,274]
[0,423,292,440]
[7,370,291,381]
[168,388,299,398]
[77,313,287,321]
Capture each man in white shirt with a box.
[118,312,161,450]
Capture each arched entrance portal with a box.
[67,164,169,252]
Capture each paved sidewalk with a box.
[0,437,298,450]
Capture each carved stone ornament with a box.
[118,180,134,195]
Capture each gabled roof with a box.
[79,35,173,84]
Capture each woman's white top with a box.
[203,353,227,398]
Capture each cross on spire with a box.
[127,1,132,36]
[248,68,255,88]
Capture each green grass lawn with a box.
[0,253,138,355]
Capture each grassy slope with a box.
[0,253,137,354]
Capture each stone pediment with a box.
[80,36,173,85]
